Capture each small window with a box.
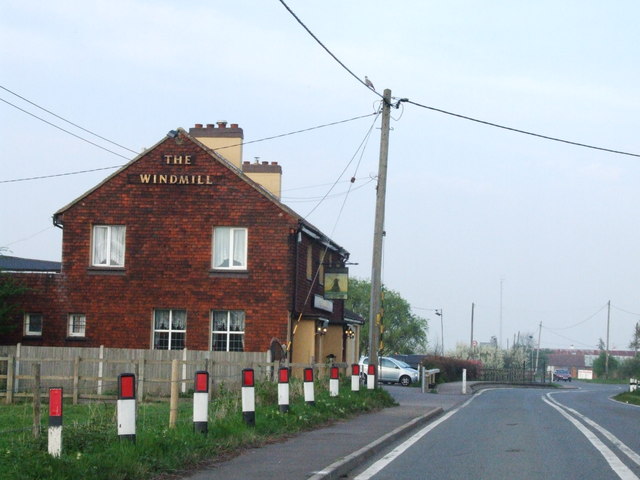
[211,310,245,352]
[24,313,43,336]
[318,250,325,285]
[212,227,247,270]
[92,225,126,267]
[68,314,86,337]
[153,309,186,350]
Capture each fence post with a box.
[73,356,80,404]
[169,359,179,428]
[14,343,21,394]
[32,363,41,438]
[97,345,104,395]
[207,357,215,402]
[181,348,187,394]
[6,355,14,404]
[137,358,145,402]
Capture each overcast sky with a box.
[2,1,639,352]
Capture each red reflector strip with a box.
[242,368,254,387]
[352,364,360,376]
[119,374,135,399]
[278,367,289,383]
[330,366,339,379]
[304,368,313,382]
[368,364,376,375]
[195,371,209,393]
[49,388,63,417]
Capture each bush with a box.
[421,356,480,383]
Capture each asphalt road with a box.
[348,382,640,480]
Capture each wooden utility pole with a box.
[368,89,392,384]
[535,321,542,374]
[470,302,475,350]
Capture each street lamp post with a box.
[435,309,444,355]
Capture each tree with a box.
[345,277,428,355]
[0,273,28,335]
[592,351,619,378]
[629,322,640,355]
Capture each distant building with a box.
[2,123,362,364]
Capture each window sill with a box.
[87,267,126,275]
[209,270,249,279]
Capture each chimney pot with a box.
[206,124,214,128]
[243,161,250,165]
[262,161,268,165]
[195,123,203,128]
[217,121,227,128]
[271,162,278,165]
[230,123,239,129]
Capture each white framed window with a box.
[24,313,43,336]
[68,314,86,337]
[92,225,126,267]
[153,309,186,350]
[212,227,247,270]
[211,310,245,352]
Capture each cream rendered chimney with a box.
[189,122,243,168]
[242,161,282,199]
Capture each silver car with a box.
[359,356,419,386]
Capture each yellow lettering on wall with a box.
[140,174,152,183]
[159,175,167,184]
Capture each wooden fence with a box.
[0,345,350,404]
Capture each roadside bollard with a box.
[351,364,360,392]
[630,378,638,392]
[367,364,376,390]
[193,371,209,434]
[117,373,136,442]
[462,368,467,394]
[48,387,63,457]
[329,366,339,397]
[242,368,256,426]
[278,367,290,413]
[304,367,315,406]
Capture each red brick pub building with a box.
[3,124,362,365]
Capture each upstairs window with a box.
[92,225,125,267]
[24,313,43,336]
[68,314,86,337]
[211,310,245,352]
[153,309,186,350]
[213,227,247,270]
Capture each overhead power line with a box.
[277,0,382,98]
[0,112,378,184]
[406,100,640,158]
[0,85,138,154]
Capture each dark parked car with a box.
[553,369,572,382]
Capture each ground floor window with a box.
[68,314,86,337]
[211,310,245,352]
[154,309,186,350]
[24,313,43,336]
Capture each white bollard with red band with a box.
[117,373,136,442]
[193,371,209,434]
[351,364,360,392]
[278,367,290,413]
[242,368,256,426]
[367,363,376,390]
[48,387,63,457]
[303,367,315,406]
[329,366,339,397]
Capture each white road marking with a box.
[542,396,638,480]
[547,392,640,468]
[353,389,489,480]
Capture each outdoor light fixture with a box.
[316,319,328,335]
[344,326,355,339]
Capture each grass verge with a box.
[613,389,640,406]
[0,379,395,480]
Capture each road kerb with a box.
[308,407,444,480]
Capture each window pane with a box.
[171,332,185,350]
[232,229,246,266]
[229,334,244,352]
[229,311,245,331]
[213,311,227,331]
[93,226,108,265]
[110,226,125,266]
[213,228,230,268]
[212,333,227,351]
[155,310,170,330]
[172,310,186,330]
[154,332,169,350]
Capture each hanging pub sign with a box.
[324,267,349,300]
